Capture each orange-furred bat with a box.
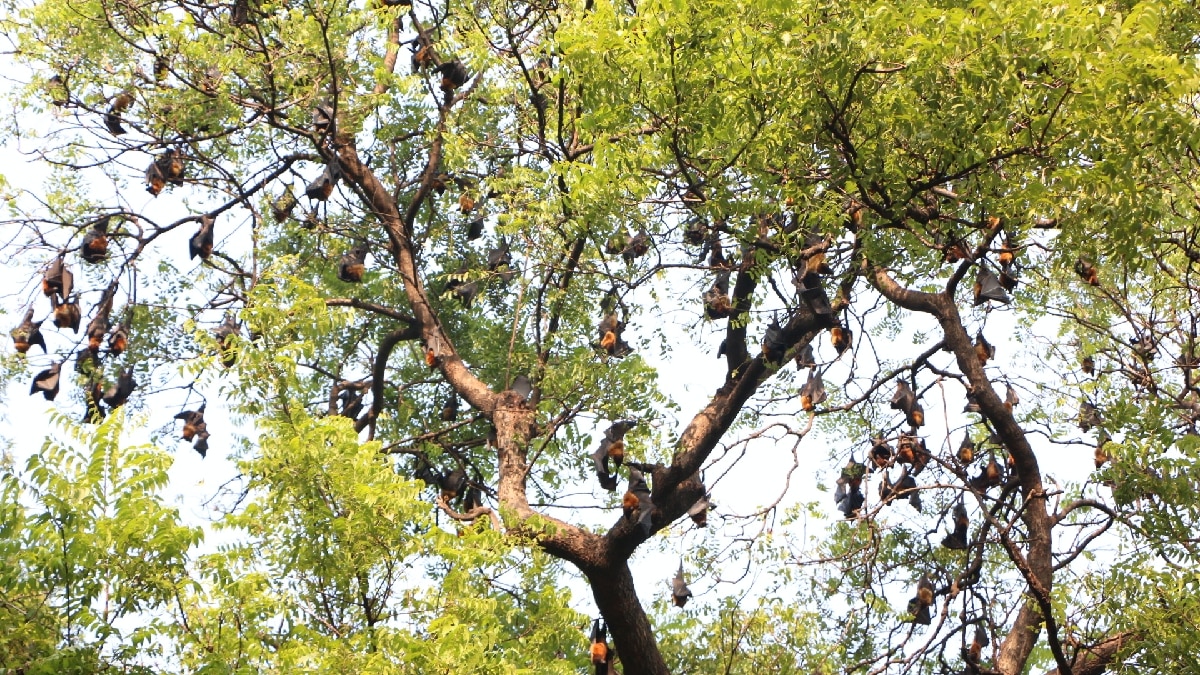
[214,314,241,368]
[146,150,185,196]
[592,420,637,480]
[145,159,166,196]
[973,267,1011,306]
[998,236,1016,267]
[621,229,650,262]
[104,91,133,135]
[1075,256,1100,286]
[761,318,786,364]
[81,217,110,263]
[800,370,827,412]
[86,294,113,352]
[272,187,298,223]
[440,394,458,422]
[957,434,975,464]
[590,620,608,666]
[703,271,732,320]
[1094,435,1111,469]
[190,215,215,260]
[458,192,475,213]
[30,361,62,401]
[10,308,46,354]
[305,163,341,201]
[338,245,367,283]
[794,343,816,369]
[891,380,916,416]
[52,295,81,333]
[597,312,631,357]
[942,501,969,550]
[1081,354,1095,375]
[1078,401,1103,432]
[870,433,892,468]
[969,455,1004,491]
[436,60,470,91]
[671,563,693,608]
[907,403,925,428]
[687,493,711,527]
[975,331,995,365]
[624,468,654,535]
[830,323,852,355]
[42,256,73,300]
[175,406,206,441]
[108,323,128,355]
[102,368,137,408]
[439,468,467,502]
[906,574,934,624]
[1004,383,1019,411]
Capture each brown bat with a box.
[671,563,693,608]
[974,331,995,365]
[86,293,114,352]
[108,322,129,355]
[830,323,852,355]
[190,215,215,260]
[42,255,73,300]
[338,245,368,283]
[10,307,47,354]
[175,405,206,442]
[1074,256,1100,286]
[81,217,110,263]
[30,361,62,401]
[214,314,241,368]
[52,295,81,333]
[102,368,137,408]
[305,163,341,201]
[436,60,470,91]
[104,91,134,135]
[272,186,298,223]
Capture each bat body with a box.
[440,468,467,502]
[102,368,137,408]
[108,323,128,355]
[973,267,1011,305]
[671,563,693,608]
[42,256,73,300]
[175,406,209,457]
[272,187,298,222]
[761,318,786,364]
[338,246,368,283]
[190,215,215,260]
[86,294,113,352]
[957,435,975,464]
[830,323,851,354]
[440,394,459,421]
[906,575,934,624]
[794,343,816,369]
[305,164,341,201]
[1075,256,1100,286]
[597,312,631,357]
[800,370,826,412]
[436,60,470,90]
[104,91,133,135]
[942,502,970,550]
[11,308,47,354]
[30,361,62,401]
[703,271,732,320]
[214,315,241,367]
[625,468,654,535]
[687,494,710,527]
[81,217,110,263]
[621,229,650,262]
[974,331,994,365]
[466,217,485,240]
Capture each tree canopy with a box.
[4,0,1200,672]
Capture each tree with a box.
[4,0,1200,672]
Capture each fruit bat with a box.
[104,91,133,135]
[974,331,994,365]
[214,314,241,367]
[411,456,441,486]
[621,229,650,262]
[870,433,892,468]
[272,186,298,222]
[338,245,367,283]
[466,216,485,240]
[1081,355,1095,375]
[703,271,732,320]
[81,217,110,263]
[906,403,925,429]
[190,215,215,260]
[337,387,364,419]
[671,563,693,608]
[941,501,969,550]
[761,318,786,364]
[1094,440,1110,469]
[597,312,631,357]
[176,406,206,441]
[890,381,916,416]
[445,264,480,307]
[458,193,475,213]
[440,468,467,502]
[957,434,976,464]
[108,322,129,355]
[799,370,827,412]
[1074,256,1100,286]
[801,233,832,277]
[798,273,833,315]
[511,374,533,401]
[624,468,654,535]
[1004,383,1019,411]
[145,159,166,196]
[46,74,69,106]
[102,368,137,408]
[1079,401,1103,432]
[942,236,970,264]
[683,219,706,246]
[593,420,637,475]
[87,294,113,351]
[30,361,62,401]
[998,236,1016,267]
[42,256,73,300]
[145,150,185,196]
[966,624,988,665]
[963,389,981,414]
[487,239,516,283]
[440,394,459,421]
[436,60,470,90]
[794,343,816,369]
[305,163,341,201]
[973,267,1011,306]
[10,308,46,354]
[590,619,608,666]
[969,455,1004,491]
[75,346,100,377]
[906,574,934,624]
[687,493,711,527]
[830,323,852,355]
[896,471,921,511]
[999,268,1019,291]
[834,459,865,519]
[312,102,334,133]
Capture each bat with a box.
[487,240,516,283]
[312,102,334,133]
[440,394,458,421]
[620,229,650,263]
[1074,256,1100,286]
[175,406,206,441]
[81,217,110,263]
[941,501,969,550]
[1004,383,1019,411]
[963,389,981,414]
[436,60,470,91]
[597,312,631,357]
[830,323,852,355]
[108,322,129,355]
[336,386,364,419]
[1078,401,1102,432]
[687,493,711,527]
[42,255,73,300]
[145,159,166,196]
[834,459,865,519]
[683,219,706,246]
[511,374,533,401]
[906,574,934,624]
[703,271,732,320]
[46,74,69,107]
[942,235,970,263]
[1094,438,1110,469]
[466,216,485,240]
[102,368,137,408]
[761,318,786,364]
[801,233,832,277]
[890,381,916,416]
[799,370,826,412]
[145,150,185,196]
[338,245,368,283]
[411,456,441,486]
[410,31,437,72]
[957,434,975,464]
[75,346,101,377]
[214,314,241,368]
[999,268,1019,291]
[794,343,816,369]
[440,468,467,502]
[671,563,693,608]
[29,361,62,401]
[870,433,892,468]
[907,403,925,429]
[798,273,833,315]
[193,428,210,457]
[973,267,1011,306]
[271,186,298,222]
[10,307,46,354]
[190,215,215,260]
[998,235,1016,267]
[1081,355,1095,375]
[458,193,475,213]
[895,471,921,511]
[597,420,637,470]
[87,293,113,351]
[590,619,608,666]
[969,455,1004,491]
[104,91,133,135]
[974,331,995,365]
[305,163,341,201]
[625,468,654,535]
[461,485,482,512]
[966,624,988,665]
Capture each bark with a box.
[1045,632,1138,675]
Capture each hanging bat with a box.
[893,470,921,511]
[870,433,892,468]
[794,343,816,369]
[145,159,166,196]
[411,456,441,487]
[511,374,533,401]
[957,434,976,464]
[800,370,826,412]
[969,455,1004,491]
[998,235,1016,267]
[487,239,516,283]
[597,312,631,357]
[907,403,925,429]
[338,245,368,283]
[801,233,832,277]
[104,91,133,135]
[160,149,185,185]
[190,215,215,260]
[1074,256,1100,286]
[440,394,459,422]
[1081,355,1095,375]
[305,163,341,201]
[108,322,129,355]
[439,468,468,502]
[966,624,988,665]
[446,267,480,307]
[312,102,334,133]
[941,501,969,550]
[890,380,916,416]
[337,387,365,419]
[1004,383,1019,411]
[621,229,650,262]
[81,217,110,263]
[798,273,833,315]
[906,574,934,624]
[84,380,106,424]
[466,216,485,241]
[102,368,137,408]
[1079,401,1103,432]
[703,271,732,320]
[75,346,101,377]
[175,406,206,441]
[458,192,475,213]
[52,294,81,334]
[1094,440,1110,469]
[42,255,73,300]
[761,318,786,364]
[214,314,241,368]
[687,493,711,527]
[830,323,852,355]
[624,468,654,535]
[834,459,865,519]
[436,60,470,91]
[590,619,608,666]
[272,186,298,222]
[973,267,1011,306]
[87,294,113,351]
[671,563,693,608]
[999,268,1019,291]
[974,331,995,365]
[594,420,638,473]
[29,361,62,401]
[10,308,46,354]
[963,389,981,414]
